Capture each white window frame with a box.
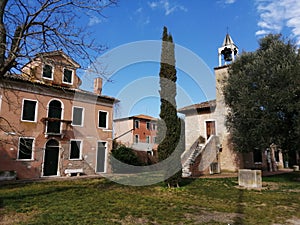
[98,110,108,129]
[45,99,64,135]
[62,68,74,85]
[152,123,156,130]
[152,136,157,144]
[42,63,54,80]
[69,139,83,160]
[204,119,217,140]
[146,136,150,143]
[17,137,35,161]
[21,99,38,122]
[72,106,84,127]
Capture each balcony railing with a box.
[41,117,72,138]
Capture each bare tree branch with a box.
[0,0,118,77]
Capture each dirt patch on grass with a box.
[0,209,38,225]
[273,217,300,225]
[184,210,243,224]
[111,215,158,225]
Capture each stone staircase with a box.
[181,135,220,177]
[181,137,204,177]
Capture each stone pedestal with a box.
[238,169,262,188]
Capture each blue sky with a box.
[80,0,300,118]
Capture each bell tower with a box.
[218,33,238,66]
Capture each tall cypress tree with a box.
[157,26,183,187]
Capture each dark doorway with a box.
[96,142,107,173]
[47,100,62,134]
[206,121,216,140]
[43,139,59,176]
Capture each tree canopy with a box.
[0,0,117,77]
[224,34,300,153]
[157,26,183,187]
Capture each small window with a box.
[253,148,262,163]
[18,137,34,160]
[135,120,139,129]
[42,64,53,79]
[146,122,151,130]
[152,123,156,130]
[153,136,157,144]
[63,68,73,84]
[21,99,38,122]
[98,111,108,129]
[146,136,150,143]
[70,140,82,160]
[72,107,84,126]
[134,134,139,143]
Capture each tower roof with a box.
[218,33,239,66]
[222,33,235,47]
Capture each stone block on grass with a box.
[238,169,262,189]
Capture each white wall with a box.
[113,119,133,147]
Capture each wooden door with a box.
[43,139,59,176]
[206,121,216,140]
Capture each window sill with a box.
[99,129,112,132]
[42,77,53,81]
[45,133,63,136]
[45,133,64,138]
[72,124,84,127]
[21,120,37,123]
[62,82,73,86]
[16,159,34,161]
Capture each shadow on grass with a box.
[179,177,196,187]
[0,185,82,210]
[233,189,245,225]
[263,171,300,182]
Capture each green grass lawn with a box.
[0,172,299,225]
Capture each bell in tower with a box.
[218,33,238,66]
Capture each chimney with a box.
[94,77,102,95]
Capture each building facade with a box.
[179,34,284,177]
[0,50,117,179]
[113,114,158,156]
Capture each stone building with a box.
[113,114,158,157]
[179,34,284,177]
[0,50,118,179]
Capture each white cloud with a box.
[225,0,237,4]
[148,2,158,9]
[144,17,151,25]
[88,15,102,26]
[255,30,268,36]
[148,0,187,16]
[133,7,151,26]
[255,0,300,44]
[136,7,143,13]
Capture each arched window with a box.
[46,100,63,134]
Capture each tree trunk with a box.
[0,0,8,72]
